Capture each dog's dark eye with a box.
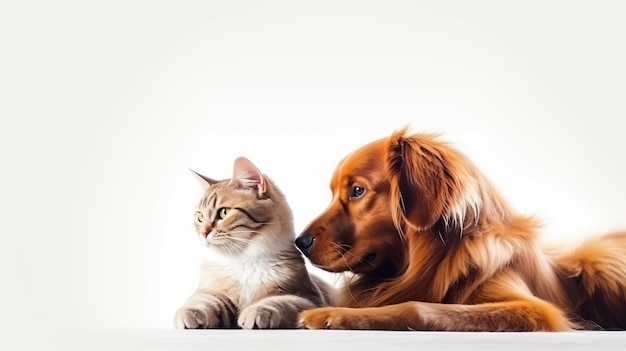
[350,186,366,199]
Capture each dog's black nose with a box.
[295,232,314,254]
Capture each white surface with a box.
[1,0,626,346]
[11,330,626,351]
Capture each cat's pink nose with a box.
[199,225,211,238]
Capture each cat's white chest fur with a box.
[200,249,284,308]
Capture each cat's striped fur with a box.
[174,157,329,329]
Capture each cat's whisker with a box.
[221,240,241,256]
[224,232,262,245]
[215,235,249,255]
[226,236,265,251]
[237,229,286,248]
[228,233,288,254]
[229,229,273,236]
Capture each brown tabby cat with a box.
[174,157,330,329]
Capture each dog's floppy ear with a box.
[386,130,454,230]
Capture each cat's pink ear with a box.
[230,157,266,196]
[189,169,219,188]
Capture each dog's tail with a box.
[554,231,626,330]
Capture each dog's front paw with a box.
[298,307,371,330]
[238,303,282,329]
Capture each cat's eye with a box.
[194,211,203,223]
[217,207,229,220]
[350,186,366,199]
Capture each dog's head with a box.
[296,128,507,275]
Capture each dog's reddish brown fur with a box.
[295,129,626,331]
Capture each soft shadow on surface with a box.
[22,329,626,351]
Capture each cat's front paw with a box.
[174,305,221,329]
[174,293,238,329]
[238,303,283,329]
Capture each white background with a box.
[1,0,625,341]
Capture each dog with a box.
[295,128,626,331]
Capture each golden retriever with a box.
[295,128,626,331]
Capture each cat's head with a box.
[191,157,294,257]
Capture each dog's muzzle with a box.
[295,232,314,255]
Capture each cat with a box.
[174,157,330,329]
